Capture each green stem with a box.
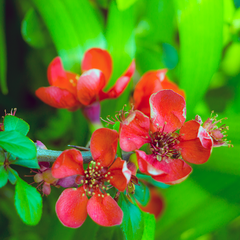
[36,147,132,164]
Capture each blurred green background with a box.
[0,0,240,239]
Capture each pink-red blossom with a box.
[51,128,131,228]
[120,90,213,184]
[35,48,135,111]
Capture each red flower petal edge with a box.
[81,48,112,82]
[90,128,119,167]
[87,193,123,226]
[52,149,84,179]
[56,187,88,228]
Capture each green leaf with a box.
[0,0,7,94]
[119,194,144,240]
[13,158,40,169]
[4,115,30,136]
[31,0,106,72]
[116,0,138,10]
[0,165,8,188]
[15,176,42,225]
[142,213,156,240]
[7,167,18,185]
[174,0,223,116]
[21,8,50,48]
[0,130,36,159]
[134,181,150,207]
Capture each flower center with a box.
[149,131,181,161]
[76,161,113,197]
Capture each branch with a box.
[37,148,132,164]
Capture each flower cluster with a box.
[33,48,230,229]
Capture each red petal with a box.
[99,76,130,101]
[138,188,164,219]
[87,193,123,226]
[90,128,118,167]
[47,58,78,96]
[136,150,166,176]
[56,187,88,228]
[81,48,112,82]
[35,86,80,109]
[177,120,213,164]
[150,90,186,133]
[122,60,135,78]
[120,110,151,152]
[47,57,66,85]
[136,150,192,184]
[179,120,200,140]
[77,69,106,105]
[52,149,84,179]
[177,138,212,164]
[133,70,185,117]
[107,157,131,191]
[152,159,192,185]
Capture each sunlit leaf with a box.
[31,0,105,72]
[4,115,30,136]
[15,176,42,225]
[174,0,223,117]
[116,0,138,10]
[0,131,36,160]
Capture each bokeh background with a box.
[0,0,240,239]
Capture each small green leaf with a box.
[134,181,150,207]
[119,193,144,240]
[142,212,156,240]
[13,158,40,169]
[21,8,50,48]
[0,165,8,188]
[0,130,36,159]
[137,173,170,189]
[4,115,30,135]
[15,176,42,225]
[7,167,18,185]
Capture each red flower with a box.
[133,69,185,117]
[51,128,131,228]
[35,48,135,111]
[120,90,213,184]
